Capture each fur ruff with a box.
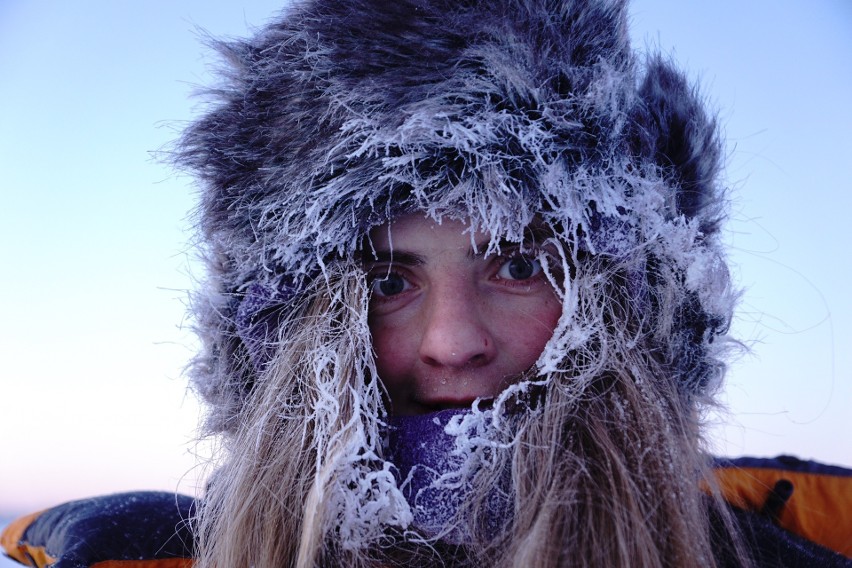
[177,0,733,436]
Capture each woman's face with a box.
[366,214,563,415]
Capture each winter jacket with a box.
[3,456,850,567]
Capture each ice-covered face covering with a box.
[387,409,511,542]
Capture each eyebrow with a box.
[365,250,426,266]
[467,234,545,258]
[467,236,499,259]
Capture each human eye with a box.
[495,253,543,281]
[368,270,412,298]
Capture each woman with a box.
[3,1,850,567]
[172,0,762,565]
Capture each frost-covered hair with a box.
[176,0,746,566]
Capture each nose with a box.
[418,285,496,369]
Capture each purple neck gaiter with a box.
[385,409,511,543]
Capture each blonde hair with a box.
[193,248,750,568]
[194,261,402,567]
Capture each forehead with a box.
[368,214,486,253]
[367,214,552,260]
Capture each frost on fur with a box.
[176,0,732,434]
[176,0,737,555]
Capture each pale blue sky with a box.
[1,1,850,517]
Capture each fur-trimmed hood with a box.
[176,0,732,434]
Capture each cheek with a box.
[368,319,411,386]
[505,294,562,365]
